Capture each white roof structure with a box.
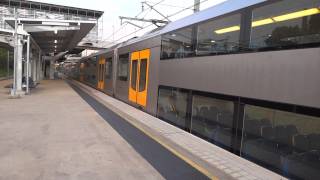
[0,0,104,54]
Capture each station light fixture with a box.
[252,7,320,28]
[215,26,240,34]
[215,8,320,34]
[273,8,320,22]
[54,29,58,34]
[214,7,320,34]
[211,40,216,43]
[252,18,274,27]
[54,40,57,43]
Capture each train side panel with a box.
[159,47,320,109]
[115,36,161,115]
[102,51,114,96]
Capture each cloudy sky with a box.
[33,0,227,46]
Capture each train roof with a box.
[122,0,266,47]
[81,44,121,60]
[80,0,266,60]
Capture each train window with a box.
[139,59,147,92]
[161,26,195,60]
[0,1,8,6]
[241,105,320,179]
[250,0,320,50]
[105,58,112,79]
[197,13,241,56]
[191,95,234,149]
[118,54,129,81]
[157,87,188,129]
[130,60,138,90]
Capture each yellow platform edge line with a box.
[131,121,219,180]
[71,80,219,180]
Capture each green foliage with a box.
[0,48,9,77]
[0,68,7,77]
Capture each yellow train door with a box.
[129,52,139,103]
[129,49,150,107]
[97,58,105,90]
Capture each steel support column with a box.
[26,35,30,94]
[38,51,42,81]
[32,51,37,83]
[49,59,55,80]
[11,32,24,96]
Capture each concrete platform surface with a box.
[0,80,165,180]
[71,80,287,180]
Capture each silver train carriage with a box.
[70,0,320,179]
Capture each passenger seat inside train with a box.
[242,119,320,179]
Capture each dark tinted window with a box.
[118,54,129,81]
[78,11,87,16]
[156,84,320,179]
[69,9,77,15]
[157,87,188,129]
[41,5,50,11]
[51,7,59,12]
[87,11,94,17]
[161,27,195,59]
[241,105,320,180]
[197,13,241,56]
[84,58,97,87]
[21,2,30,9]
[105,58,112,79]
[191,95,234,149]
[0,1,9,6]
[139,59,147,92]
[160,0,320,60]
[60,8,68,13]
[31,4,40,9]
[130,61,138,90]
[250,0,320,50]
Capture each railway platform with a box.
[0,79,285,180]
[0,79,165,180]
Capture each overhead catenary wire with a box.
[140,9,152,27]
[167,0,209,18]
[103,0,210,46]
[104,23,128,41]
[101,0,166,42]
[136,0,166,17]
[145,1,191,9]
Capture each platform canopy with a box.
[0,0,104,55]
[4,18,97,54]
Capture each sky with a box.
[33,0,227,46]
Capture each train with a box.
[66,0,320,179]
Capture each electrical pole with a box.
[142,2,171,22]
[192,0,200,55]
[119,1,170,29]
[12,8,17,96]
[194,0,200,13]
[26,35,30,94]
